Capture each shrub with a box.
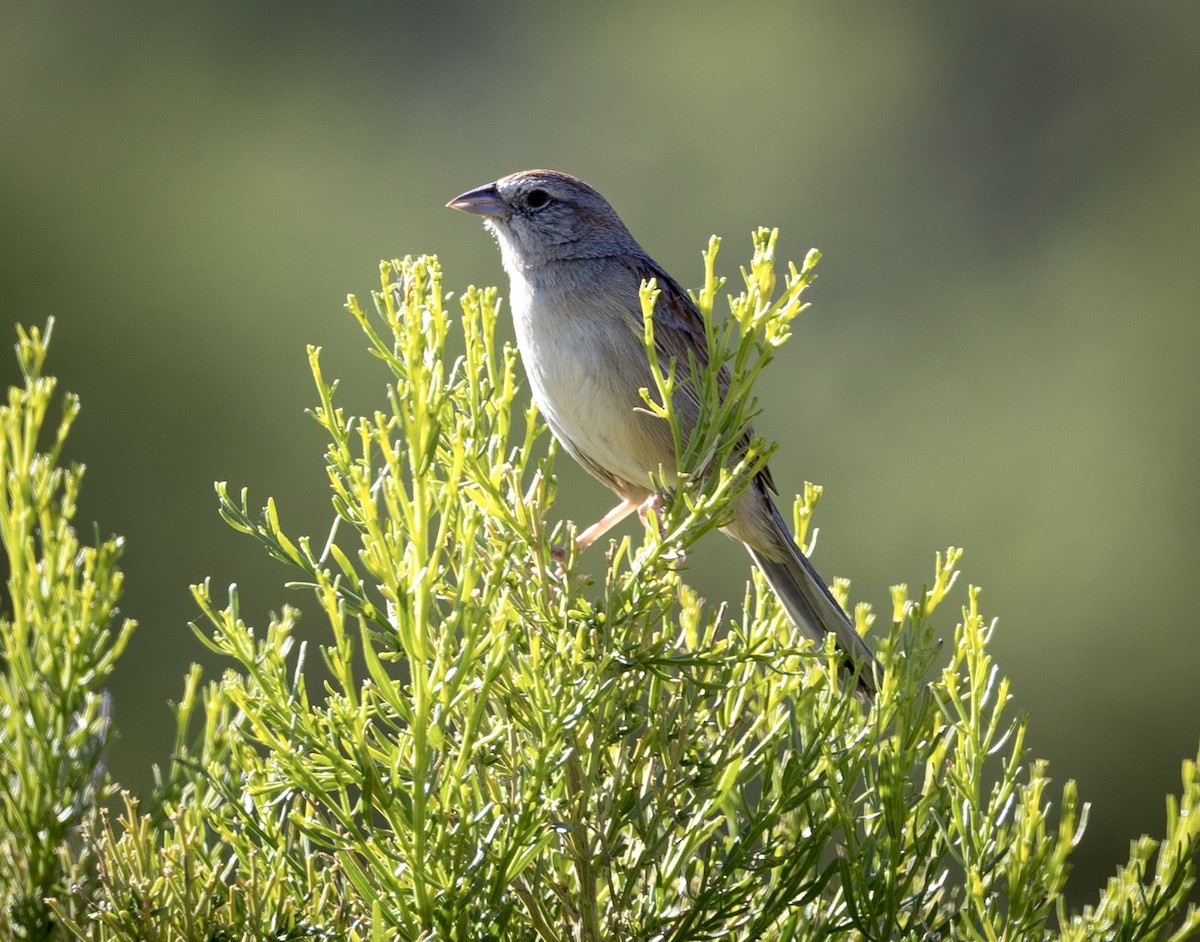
[0,240,1196,940]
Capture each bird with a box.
[448,169,879,696]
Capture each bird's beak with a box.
[446,182,508,217]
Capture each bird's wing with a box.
[618,252,777,495]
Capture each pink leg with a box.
[637,492,682,560]
[552,494,670,564]
[636,492,666,529]
[576,498,638,551]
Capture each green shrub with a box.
[0,240,1196,940]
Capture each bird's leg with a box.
[636,492,667,531]
[551,493,673,564]
[551,498,639,562]
[576,498,638,550]
[636,491,683,561]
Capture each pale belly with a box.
[512,286,673,497]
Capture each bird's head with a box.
[448,169,637,271]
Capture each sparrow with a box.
[449,169,878,696]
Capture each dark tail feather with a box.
[748,506,879,698]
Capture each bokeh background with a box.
[3,0,1198,906]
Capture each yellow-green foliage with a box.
[0,244,1196,940]
[0,323,134,939]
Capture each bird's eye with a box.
[525,188,551,210]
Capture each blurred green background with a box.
[3,0,1198,905]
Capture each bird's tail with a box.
[748,503,879,698]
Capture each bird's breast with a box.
[509,269,675,494]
